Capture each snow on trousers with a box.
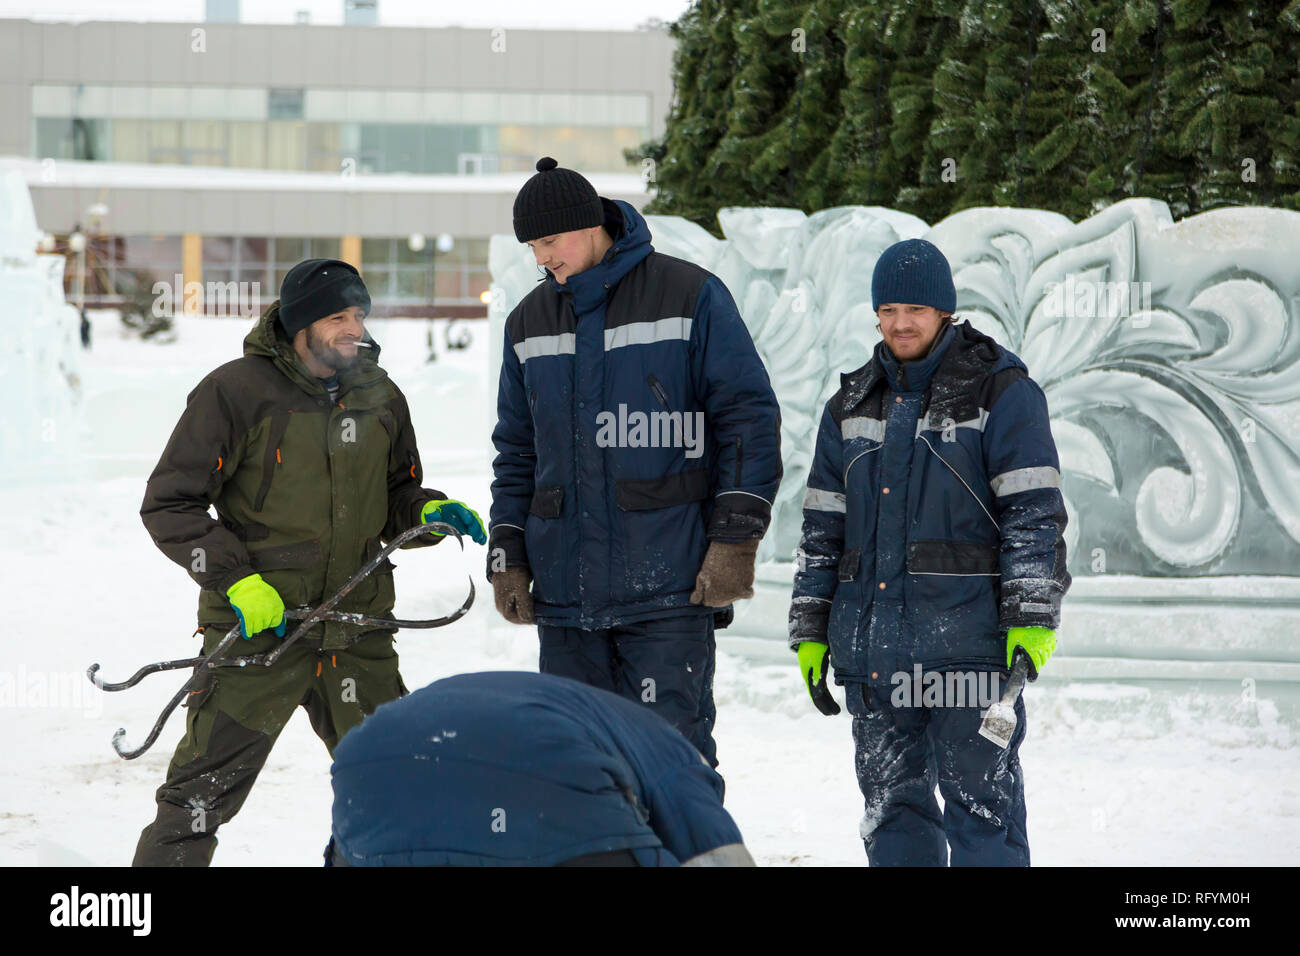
[537,613,719,769]
[848,680,1029,866]
[131,628,405,867]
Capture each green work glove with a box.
[1006,626,1056,681]
[226,573,286,640]
[797,641,840,716]
[420,498,487,545]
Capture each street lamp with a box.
[410,232,455,362]
[68,227,87,314]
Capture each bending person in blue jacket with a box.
[325,671,754,866]
[788,239,1070,866]
[487,157,783,770]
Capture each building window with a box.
[268,88,305,121]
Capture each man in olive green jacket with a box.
[132,258,484,866]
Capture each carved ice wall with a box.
[488,200,1300,701]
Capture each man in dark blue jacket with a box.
[325,671,754,866]
[788,239,1069,866]
[488,158,783,769]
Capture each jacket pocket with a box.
[615,468,710,511]
[906,540,1000,575]
[525,487,568,606]
[838,548,861,583]
[616,470,709,598]
[905,538,1001,625]
[529,485,565,519]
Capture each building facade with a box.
[1,18,672,317]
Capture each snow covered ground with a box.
[1,311,1295,866]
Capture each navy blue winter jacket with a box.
[489,199,782,629]
[788,320,1070,690]
[328,671,744,866]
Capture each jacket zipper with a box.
[646,375,668,408]
[735,436,743,485]
[253,411,292,512]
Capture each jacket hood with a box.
[245,300,386,397]
[547,198,654,314]
[837,319,1026,414]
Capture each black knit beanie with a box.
[512,157,605,242]
[278,258,371,339]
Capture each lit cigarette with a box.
[352,341,373,348]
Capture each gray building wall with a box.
[0,19,676,157]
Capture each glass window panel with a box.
[433,270,459,301]
[109,86,151,119]
[422,91,461,123]
[70,84,113,117]
[183,120,229,165]
[345,89,385,121]
[268,88,305,120]
[363,268,395,300]
[34,117,75,159]
[237,237,270,264]
[304,89,347,122]
[146,121,187,164]
[151,87,190,118]
[361,237,392,264]
[394,268,428,300]
[205,237,236,265]
[274,237,311,264]
[460,92,501,124]
[189,87,233,120]
[466,268,492,301]
[226,88,268,120]
[459,238,491,264]
[396,239,429,265]
[309,238,339,258]
[425,124,478,174]
[499,92,539,123]
[227,121,267,168]
[610,93,651,127]
[384,124,425,174]
[384,90,423,122]
[31,85,73,116]
[266,121,306,169]
[339,121,361,155]
[305,122,343,172]
[110,119,149,163]
[123,235,183,271]
[536,92,575,126]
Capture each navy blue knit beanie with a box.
[871,239,957,313]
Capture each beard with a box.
[305,324,360,371]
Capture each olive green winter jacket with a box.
[140,301,445,650]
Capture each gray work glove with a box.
[492,567,534,625]
[689,539,760,607]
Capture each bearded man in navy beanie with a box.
[487,158,783,773]
[788,237,1070,866]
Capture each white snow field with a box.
[1,312,1295,867]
